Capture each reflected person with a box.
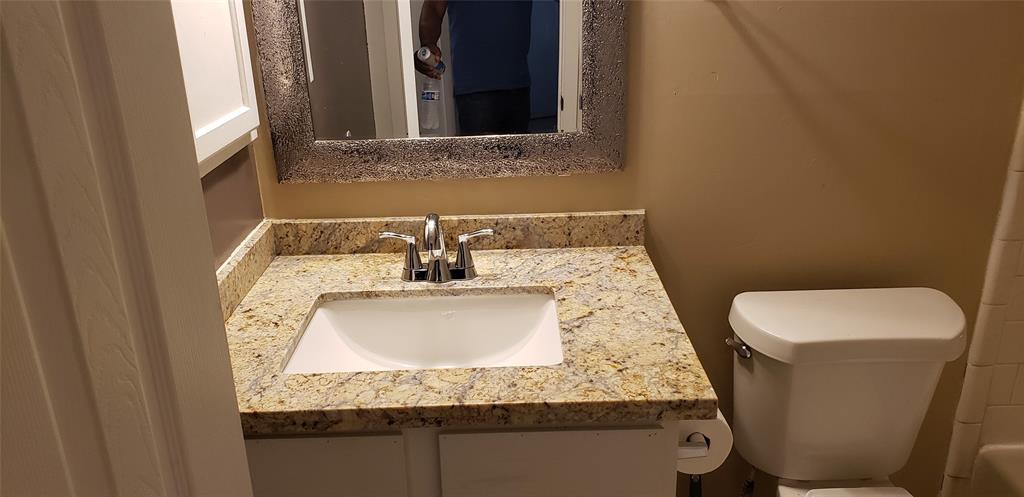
[417,0,532,136]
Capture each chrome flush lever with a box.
[453,228,494,280]
[726,336,753,359]
[378,232,423,281]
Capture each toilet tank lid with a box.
[729,288,966,364]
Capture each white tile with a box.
[956,365,992,423]
[984,241,1023,305]
[989,364,1019,405]
[1012,366,1024,405]
[945,422,982,477]
[1007,277,1024,319]
[940,475,972,497]
[995,171,1024,241]
[980,405,1024,444]
[969,304,1008,365]
[996,321,1024,363]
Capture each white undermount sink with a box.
[284,291,563,374]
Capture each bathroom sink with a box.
[284,292,563,373]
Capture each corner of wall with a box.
[942,96,1024,497]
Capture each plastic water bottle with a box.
[419,78,441,131]
[417,47,445,131]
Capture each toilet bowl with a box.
[727,288,966,497]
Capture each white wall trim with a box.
[296,0,314,83]
[363,0,409,138]
[558,0,583,132]
[395,0,420,138]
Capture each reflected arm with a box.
[419,0,447,48]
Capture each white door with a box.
[1,2,253,496]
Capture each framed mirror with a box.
[251,0,626,182]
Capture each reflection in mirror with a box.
[300,0,582,140]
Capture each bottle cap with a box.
[416,46,432,62]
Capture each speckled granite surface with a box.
[226,246,717,435]
[272,210,645,255]
[216,211,642,322]
[216,220,275,321]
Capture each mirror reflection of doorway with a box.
[410,0,561,137]
[300,0,582,140]
[527,0,559,134]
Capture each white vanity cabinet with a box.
[245,435,409,497]
[170,0,259,176]
[245,426,679,497]
[438,427,677,497]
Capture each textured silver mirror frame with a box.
[251,0,627,183]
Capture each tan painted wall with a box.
[248,1,1024,495]
[304,0,377,140]
[202,146,264,267]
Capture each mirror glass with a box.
[300,0,582,140]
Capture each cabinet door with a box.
[171,0,259,176]
[246,435,408,497]
[439,427,675,497]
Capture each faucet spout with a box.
[423,213,451,283]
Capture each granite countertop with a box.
[226,245,717,435]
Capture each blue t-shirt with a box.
[447,0,533,96]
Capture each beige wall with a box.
[249,2,1024,496]
[304,0,377,140]
[202,146,264,267]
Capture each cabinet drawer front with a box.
[439,427,674,497]
[246,435,407,497]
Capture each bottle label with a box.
[421,90,440,102]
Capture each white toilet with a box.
[728,287,967,497]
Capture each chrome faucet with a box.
[379,213,494,283]
[423,213,451,283]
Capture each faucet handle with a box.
[378,232,423,281]
[379,231,416,245]
[453,228,494,279]
[458,228,495,244]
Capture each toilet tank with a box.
[729,288,966,481]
